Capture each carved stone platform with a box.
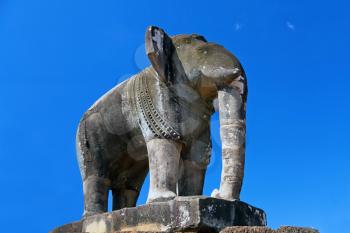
[51,196,266,233]
[221,226,319,233]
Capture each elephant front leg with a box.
[178,129,211,196]
[146,138,182,203]
[178,160,207,196]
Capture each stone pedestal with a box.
[51,196,266,233]
[221,226,319,233]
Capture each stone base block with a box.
[221,226,319,233]
[51,196,266,233]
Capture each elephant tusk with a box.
[203,67,241,79]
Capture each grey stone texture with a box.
[220,226,319,233]
[51,226,318,233]
[51,196,266,233]
[76,26,248,217]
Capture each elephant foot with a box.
[147,190,177,203]
[83,209,105,218]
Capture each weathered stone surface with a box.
[51,196,266,233]
[221,226,273,233]
[51,220,82,233]
[276,227,319,233]
[76,26,248,216]
[220,226,319,233]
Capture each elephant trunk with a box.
[213,77,247,200]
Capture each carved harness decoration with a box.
[128,72,181,140]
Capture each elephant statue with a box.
[76,26,248,217]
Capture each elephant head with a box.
[146,26,246,100]
[146,26,247,201]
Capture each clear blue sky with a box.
[0,1,349,232]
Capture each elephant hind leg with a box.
[112,188,139,210]
[83,175,110,217]
[111,159,149,210]
[77,113,112,217]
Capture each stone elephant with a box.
[76,26,248,217]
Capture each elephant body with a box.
[77,67,213,215]
[76,26,247,217]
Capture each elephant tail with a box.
[76,114,91,181]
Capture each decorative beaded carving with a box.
[127,73,181,140]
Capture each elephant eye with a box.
[196,46,208,54]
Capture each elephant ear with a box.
[145,26,175,84]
